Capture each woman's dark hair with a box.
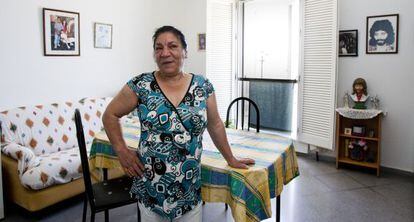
[153,26,187,51]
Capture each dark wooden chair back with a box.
[74,108,96,209]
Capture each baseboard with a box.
[296,151,414,177]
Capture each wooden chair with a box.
[74,109,140,222]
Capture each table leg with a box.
[103,168,108,181]
[276,195,280,222]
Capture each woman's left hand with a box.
[228,157,255,169]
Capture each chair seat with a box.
[93,176,137,211]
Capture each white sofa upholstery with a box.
[0,97,111,190]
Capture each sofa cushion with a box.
[20,144,92,190]
[0,97,117,190]
[0,97,111,156]
[77,98,111,144]
[0,102,79,156]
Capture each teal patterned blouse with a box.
[127,72,214,220]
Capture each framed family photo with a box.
[43,8,80,56]
[198,33,206,51]
[366,14,399,54]
[94,23,113,49]
[339,30,358,57]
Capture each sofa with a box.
[0,97,126,212]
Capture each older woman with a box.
[103,26,254,221]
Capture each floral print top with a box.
[127,72,214,220]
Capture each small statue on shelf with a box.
[370,94,380,110]
[350,78,369,109]
[343,91,350,108]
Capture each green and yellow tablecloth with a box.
[90,123,299,222]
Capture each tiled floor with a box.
[3,155,414,222]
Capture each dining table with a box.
[89,119,299,222]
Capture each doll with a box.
[350,78,369,109]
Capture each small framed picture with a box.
[352,125,366,137]
[94,23,113,49]
[339,30,358,57]
[43,8,80,56]
[198,33,206,51]
[366,14,399,54]
[344,128,352,135]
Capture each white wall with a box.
[148,0,207,76]
[338,0,414,172]
[0,0,155,110]
[0,0,207,111]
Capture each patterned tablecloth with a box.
[90,123,300,222]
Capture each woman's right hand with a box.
[117,147,145,178]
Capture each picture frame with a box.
[94,23,113,49]
[352,125,366,137]
[344,128,352,135]
[198,33,206,51]
[43,8,80,56]
[366,14,399,54]
[339,30,358,57]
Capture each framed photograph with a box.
[339,30,358,56]
[198,33,206,51]
[366,14,399,54]
[344,128,352,135]
[352,125,366,137]
[43,8,80,56]
[94,23,113,49]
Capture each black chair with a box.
[221,97,260,210]
[74,109,140,222]
[225,98,281,222]
[226,97,260,132]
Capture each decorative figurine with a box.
[343,91,350,108]
[370,94,380,110]
[350,78,369,109]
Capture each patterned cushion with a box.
[0,102,78,155]
[20,144,92,190]
[77,98,111,144]
[0,97,111,155]
[2,141,40,177]
[0,97,113,190]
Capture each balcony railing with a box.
[239,78,297,132]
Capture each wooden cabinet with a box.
[335,112,382,176]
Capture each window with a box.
[243,0,300,80]
[237,0,338,150]
[206,0,234,119]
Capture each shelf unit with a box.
[335,112,382,176]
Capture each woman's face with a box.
[154,32,186,75]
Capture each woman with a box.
[103,26,255,221]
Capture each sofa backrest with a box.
[0,97,112,156]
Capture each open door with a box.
[296,0,338,150]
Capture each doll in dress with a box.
[351,78,369,109]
